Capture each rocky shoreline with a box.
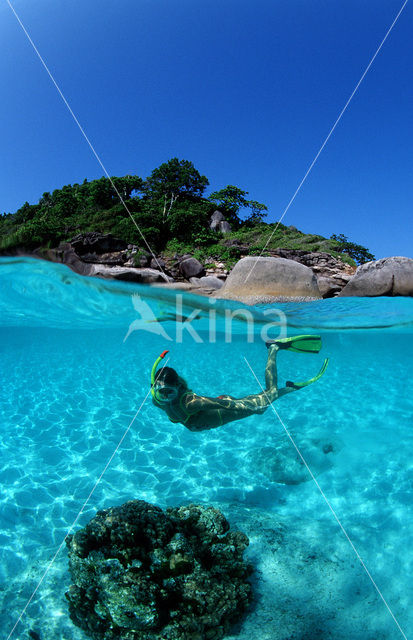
[4,232,413,302]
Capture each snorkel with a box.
[151,350,169,391]
[151,350,176,403]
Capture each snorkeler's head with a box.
[153,367,187,403]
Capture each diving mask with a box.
[152,383,179,403]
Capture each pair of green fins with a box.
[269,334,329,390]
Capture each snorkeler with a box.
[151,335,329,432]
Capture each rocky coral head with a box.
[66,500,253,640]
[67,500,173,560]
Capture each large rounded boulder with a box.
[216,256,321,302]
[179,256,205,279]
[339,256,413,297]
[66,500,252,640]
[210,210,225,230]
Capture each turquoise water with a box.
[1,256,413,640]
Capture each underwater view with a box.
[1,256,413,640]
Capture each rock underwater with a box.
[250,434,344,485]
[65,500,253,640]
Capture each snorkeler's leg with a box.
[264,343,278,392]
[188,346,280,427]
[234,348,279,414]
[231,386,278,416]
[230,343,279,414]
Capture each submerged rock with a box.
[66,500,252,640]
[250,434,344,485]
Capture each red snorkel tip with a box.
[159,350,169,359]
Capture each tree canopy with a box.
[208,185,268,226]
[330,234,375,264]
[143,158,209,220]
[0,158,373,270]
[0,161,213,251]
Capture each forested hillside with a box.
[0,158,374,266]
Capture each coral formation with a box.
[65,500,252,640]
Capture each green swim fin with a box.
[269,334,322,353]
[286,358,329,390]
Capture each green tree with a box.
[38,192,53,209]
[168,200,214,243]
[111,175,144,201]
[143,158,209,220]
[243,200,269,227]
[50,185,79,218]
[330,234,375,264]
[86,178,117,210]
[13,202,39,224]
[208,185,267,226]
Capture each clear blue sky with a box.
[1,0,412,259]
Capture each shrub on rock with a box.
[66,500,252,640]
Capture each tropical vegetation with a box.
[0,158,374,266]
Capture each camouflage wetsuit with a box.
[152,345,295,432]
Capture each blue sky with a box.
[0,0,412,259]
